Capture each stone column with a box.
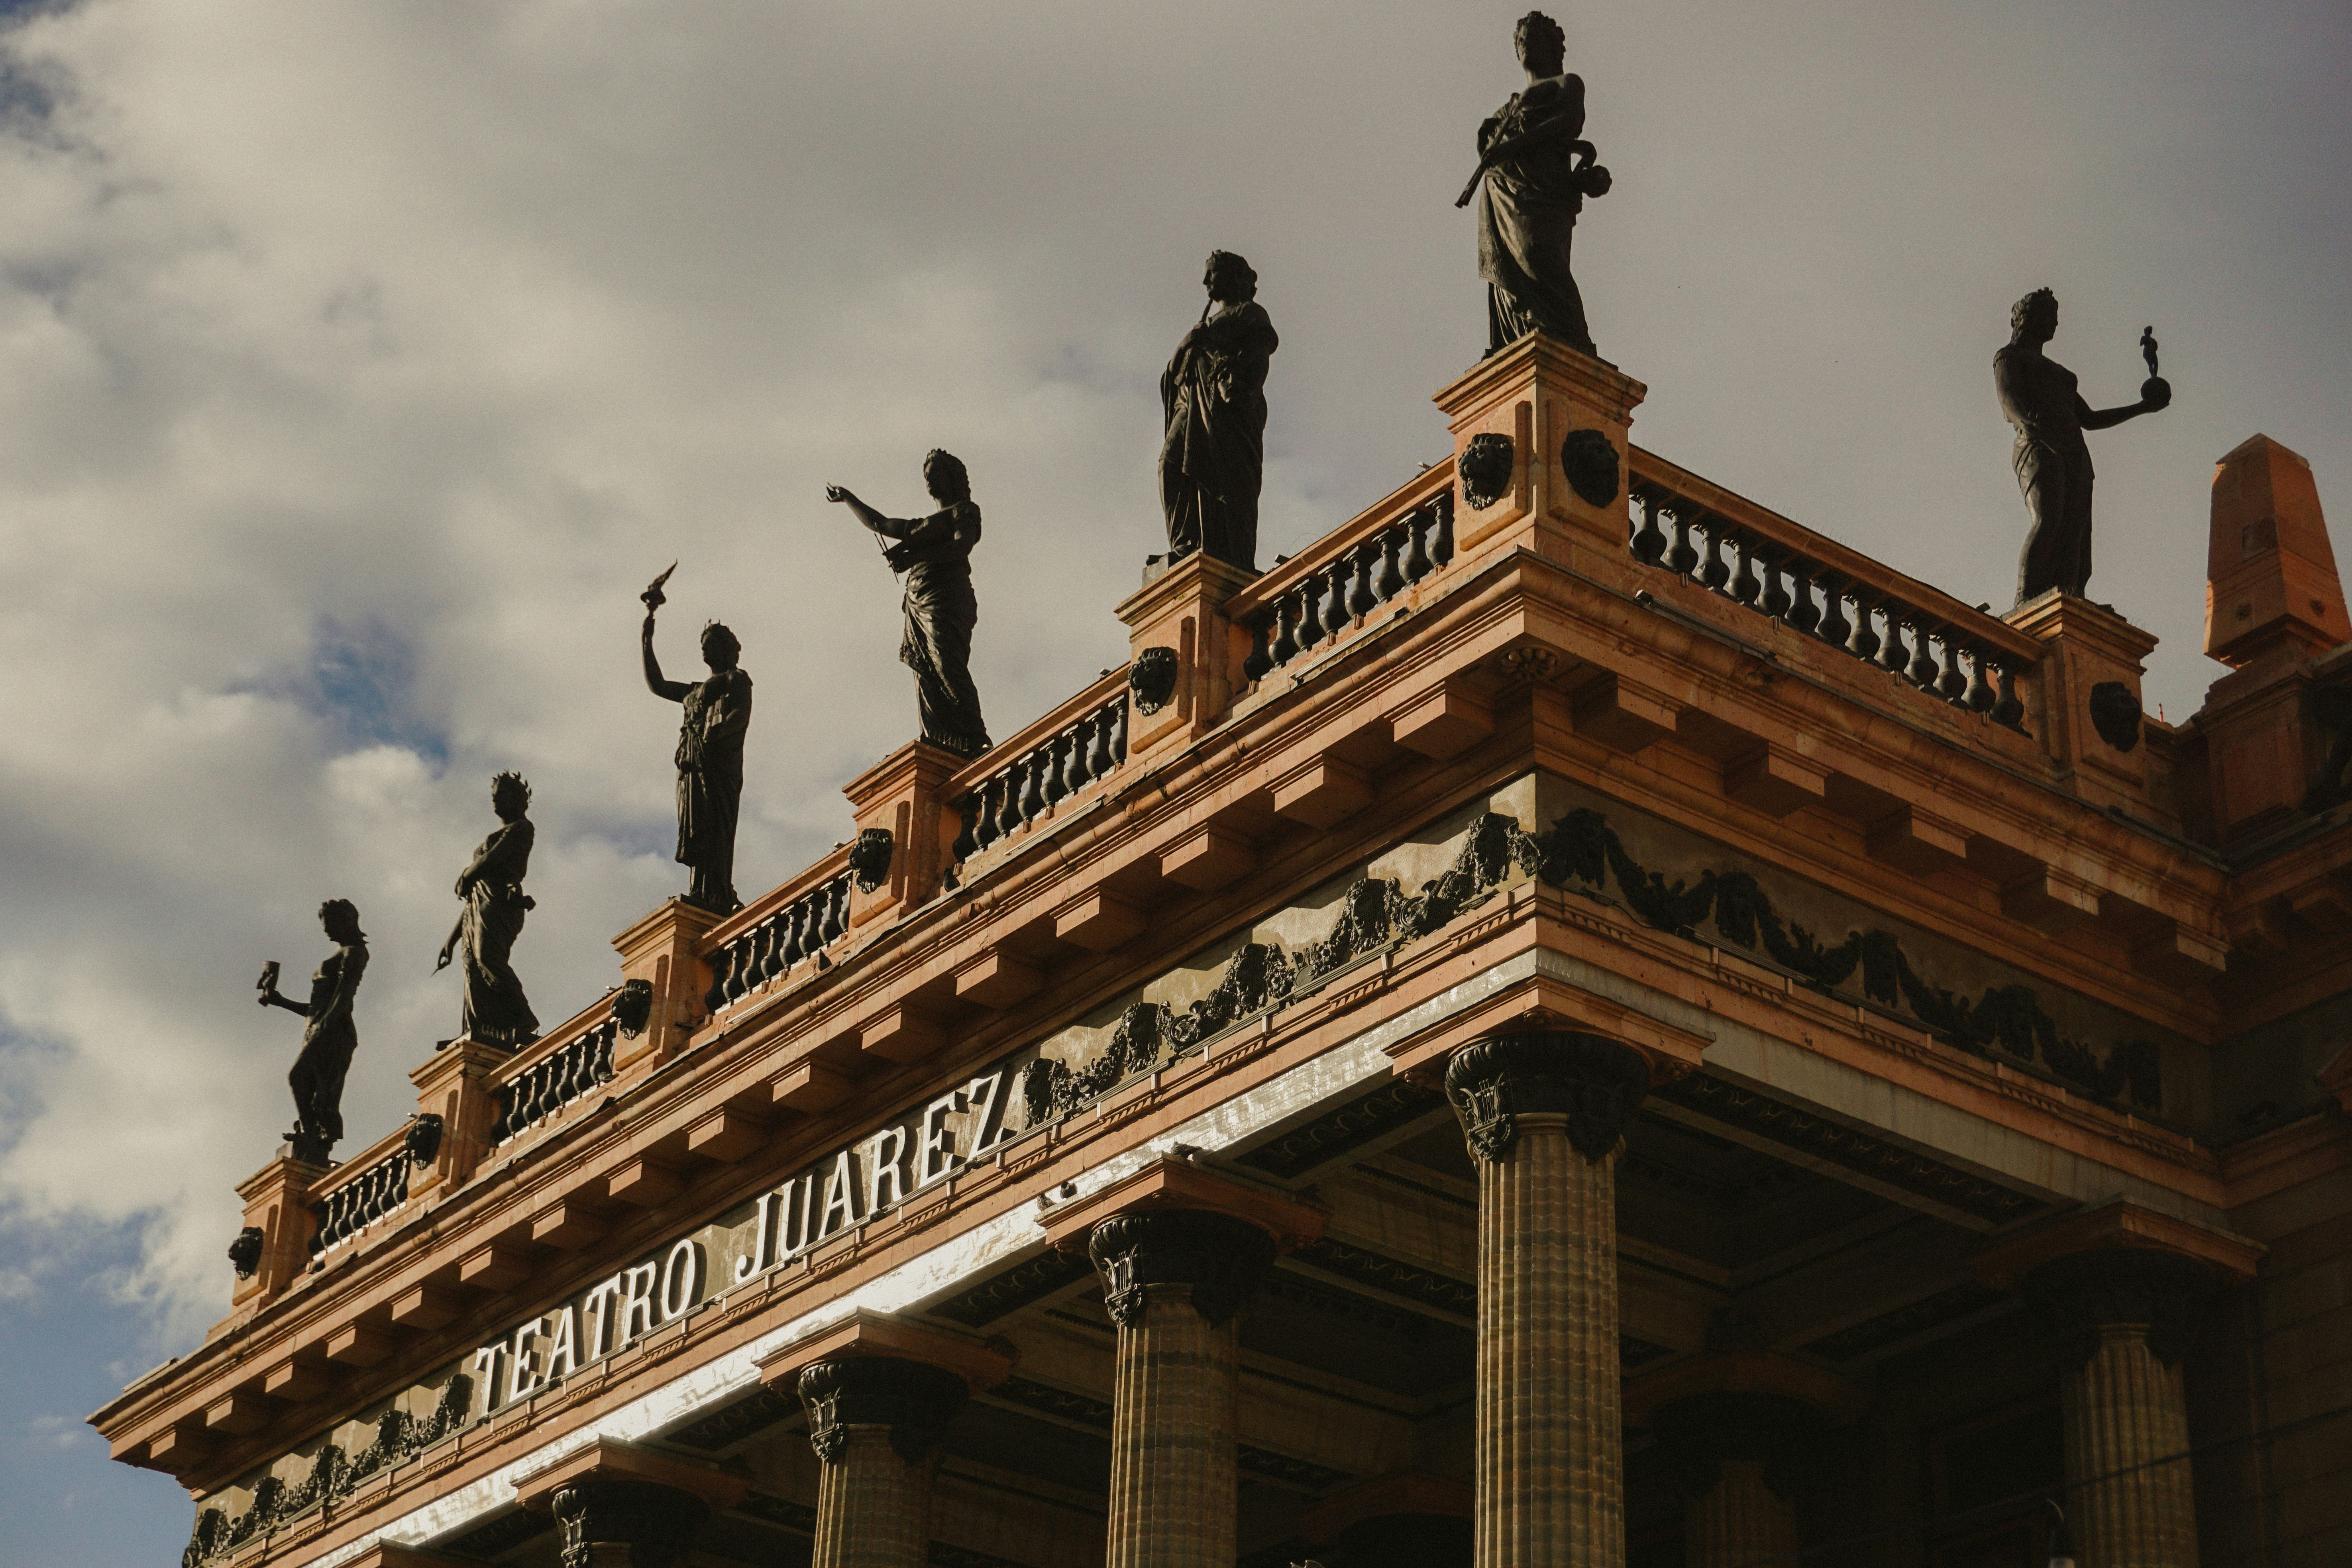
[758,1309,1014,1568]
[2024,1250,2216,1568]
[1443,1030,1650,1568]
[1039,1155,1326,1568]
[798,1357,970,1568]
[512,1438,744,1568]
[1626,1350,1863,1568]
[551,1479,709,1568]
[1976,1203,2264,1568]
[1648,1393,1819,1568]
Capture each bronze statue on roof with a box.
[1996,290,2171,604]
[1465,10,1614,358]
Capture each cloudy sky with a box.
[0,0,2344,1559]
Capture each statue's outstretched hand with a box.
[434,941,455,974]
[825,485,850,504]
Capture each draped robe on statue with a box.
[457,818,537,1046]
[872,501,991,759]
[1476,75,1600,356]
[675,669,752,911]
[1159,300,1278,571]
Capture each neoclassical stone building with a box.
[98,337,2352,1568]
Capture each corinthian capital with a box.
[1443,1030,1649,1161]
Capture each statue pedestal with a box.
[611,898,722,1073]
[226,1150,329,1318]
[1433,333,1646,569]
[408,1038,512,1203]
[1115,551,1261,759]
[842,741,965,929]
[2005,591,2162,812]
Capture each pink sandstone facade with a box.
[95,336,2352,1568]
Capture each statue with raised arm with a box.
[642,573,752,913]
[1465,10,1613,357]
[1160,251,1278,571]
[1996,289,2171,604]
[255,899,369,1164]
[826,450,993,759]
[434,771,539,1048]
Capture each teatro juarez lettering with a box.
[469,1060,1011,1415]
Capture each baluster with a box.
[724,933,753,1004]
[1667,503,1699,576]
[1376,529,1406,601]
[971,777,1001,850]
[703,943,734,1013]
[1759,549,1791,618]
[995,765,1025,838]
[1090,705,1118,774]
[1846,591,1881,661]
[1298,575,1325,651]
[1323,559,1353,635]
[1043,733,1070,806]
[1962,647,1995,713]
[1018,751,1048,820]
[1991,664,2026,729]
[1431,491,1455,567]
[1629,492,1668,563]
[1271,595,1301,665]
[1816,573,1851,646]
[746,921,774,989]
[820,877,847,944]
[1935,635,1968,701]
[1787,560,1822,634]
[1066,724,1095,790]
[1905,619,1939,688]
[1728,534,1761,603]
[777,899,804,967]
[1348,543,1379,616]
[1878,605,1912,675]
[1242,616,1274,682]
[1403,506,1434,583]
[1699,522,1730,589]
[1112,699,1129,761]
[950,795,980,863]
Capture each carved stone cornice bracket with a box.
[1039,1154,1327,1327]
[756,1309,1012,1466]
[1442,1029,1651,1162]
[512,1438,743,1568]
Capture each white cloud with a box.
[0,0,2344,1385]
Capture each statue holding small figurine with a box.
[255,899,370,1164]
[1995,289,2171,604]
[1159,251,1278,571]
[434,771,539,1048]
[642,567,753,914]
[1463,10,1613,357]
[826,450,993,759]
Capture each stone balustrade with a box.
[1625,448,2036,732]
[701,863,855,1015]
[1231,485,1456,685]
[488,1015,618,1145]
[950,684,1130,867]
[307,1115,440,1257]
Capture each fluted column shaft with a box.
[797,1356,970,1568]
[813,1427,932,1568]
[1685,1461,1794,1568]
[1088,1207,1278,1568]
[2024,1248,2215,1568]
[1447,1030,1651,1568]
[2062,1326,2197,1568]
